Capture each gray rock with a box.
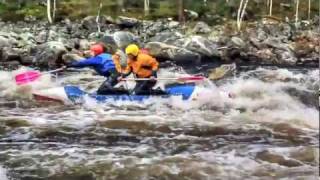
[192,21,211,34]
[0,36,10,49]
[116,16,139,28]
[1,47,22,62]
[100,31,138,51]
[149,32,183,44]
[81,16,110,32]
[19,32,35,42]
[62,53,84,65]
[274,49,297,65]
[261,38,297,64]
[0,32,18,47]
[231,37,246,49]
[208,63,236,80]
[145,20,168,36]
[256,28,268,41]
[175,36,220,57]
[81,16,98,31]
[35,30,50,43]
[168,21,180,29]
[79,39,90,51]
[145,42,201,64]
[0,61,20,68]
[20,55,34,65]
[34,41,67,68]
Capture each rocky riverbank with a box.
[0,16,319,70]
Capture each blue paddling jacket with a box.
[70,53,116,77]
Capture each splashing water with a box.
[0,67,57,99]
[0,67,318,179]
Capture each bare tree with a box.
[178,0,185,23]
[53,0,56,20]
[47,0,53,23]
[237,0,249,31]
[295,0,299,27]
[237,0,244,31]
[308,0,311,20]
[269,0,273,16]
[240,0,249,29]
[96,0,103,33]
[144,0,150,16]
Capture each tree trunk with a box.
[269,0,272,16]
[308,0,311,20]
[178,0,185,23]
[52,0,56,20]
[47,0,53,24]
[237,0,249,31]
[96,0,103,33]
[240,0,249,29]
[237,0,244,31]
[144,0,150,16]
[295,0,299,27]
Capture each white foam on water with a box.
[1,67,318,133]
[0,67,58,99]
[221,73,319,129]
[196,150,260,172]
[0,166,8,180]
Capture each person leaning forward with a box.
[66,43,125,95]
[119,44,159,95]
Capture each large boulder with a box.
[144,20,171,37]
[0,36,11,49]
[174,36,220,57]
[0,32,18,47]
[208,63,236,80]
[231,37,247,49]
[149,32,183,44]
[116,16,139,28]
[263,38,297,65]
[145,42,201,64]
[100,31,138,51]
[81,15,112,32]
[0,46,33,65]
[62,53,84,65]
[34,41,67,69]
[192,21,211,34]
[1,47,21,62]
[293,32,319,65]
[35,30,58,43]
[18,32,36,47]
[274,48,297,65]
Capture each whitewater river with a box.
[0,66,318,180]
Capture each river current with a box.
[0,66,318,180]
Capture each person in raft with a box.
[119,44,160,95]
[66,43,127,95]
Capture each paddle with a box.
[122,76,205,82]
[15,68,64,85]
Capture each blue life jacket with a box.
[70,53,116,77]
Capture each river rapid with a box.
[0,66,318,180]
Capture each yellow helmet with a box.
[125,44,139,56]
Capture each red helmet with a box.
[90,44,104,56]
